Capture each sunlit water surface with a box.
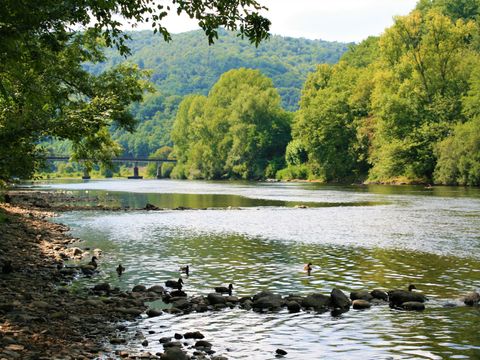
[38,180,480,359]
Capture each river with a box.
[38,179,480,359]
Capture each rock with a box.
[146,308,162,317]
[147,285,165,294]
[174,333,183,340]
[370,289,388,301]
[171,298,190,310]
[239,300,252,310]
[286,301,301,313]
[331,289,351,309]
[184,331,205,339]
[207,293,227,305]
[71,247,83,256]
[352,299,371,310]
[462,292,480,306]
[225,296,239,303]
[163,341,182,348]
[160,348,189,360]
[5,345,25,351]
[350,290,373,302]
[400,301,425,311]
[159,337,171,344]
[132,285,147,292]
[195,340,212,349]
[301,294,331,311]
[276,348,288,356]
[142,340,149,347]
[110,338,127,345]
[93,283,111,292]
[388,290,426,306]
[145,203,159,210]
[252,291,283,310]
[31,300,51,309]
[117,307,143,317]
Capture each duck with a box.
[80,256,98,275]
[165,278,184,290]
[179,265,189,277]
[116,264,125,276]
[215,283,233,296]
[304,262,313,276]
[388,284,427,307]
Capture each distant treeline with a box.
[171,0,480,186]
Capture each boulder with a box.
[388,290,426,306]
[160,348,189,360]
[300,294,331,310]
[331,289,351,309]
[171,298,191,310]
[207,293,227,305]
[146,309,162,317]
[370,289,388,301]
[252,293,283,311]
[132,285,147,292]
[184,331,205,340]
[350,290,373,302]
[195,340,212,349]
[352,299,371,310]
[400,301,425,311]
[276,349,288,356]
[148,285,165,294]
[93,283,111,292]
[286,301,301,313]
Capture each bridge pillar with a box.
[156,162,162,179]
[82,168,91,180]
[128,163,143,179]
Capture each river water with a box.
[39,179,480,359]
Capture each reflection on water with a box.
[42,180,480,359]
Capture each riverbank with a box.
[0,199,172,359]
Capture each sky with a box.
[130,0,419,43]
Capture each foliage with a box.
[146,146,174,178]
[0,0,271,182]
[171,69,291,180]
[86,30,350,112]
[282,2,480,185]
[434,117,480,185]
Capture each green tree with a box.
[0,0,270,183]
[171,68,291,179]
[368,9,477,183]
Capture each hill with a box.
[87,29,349,111]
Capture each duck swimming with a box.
[165,278,184,290]
[179,265,189,277]
[304,262,313,276]
[116,264,125,276]
[215,283,233,296]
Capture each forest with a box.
[10,0,480,186]
[171,0,480,185]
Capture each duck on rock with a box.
[388,284,427,308]
[215,283,233,296]
[165,278,184,290]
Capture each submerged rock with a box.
[462,292,480,306]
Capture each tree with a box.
[368,9,477,183]
[0,0,271,182]
[171,69,291,180]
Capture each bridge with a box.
[46,156,177,179]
